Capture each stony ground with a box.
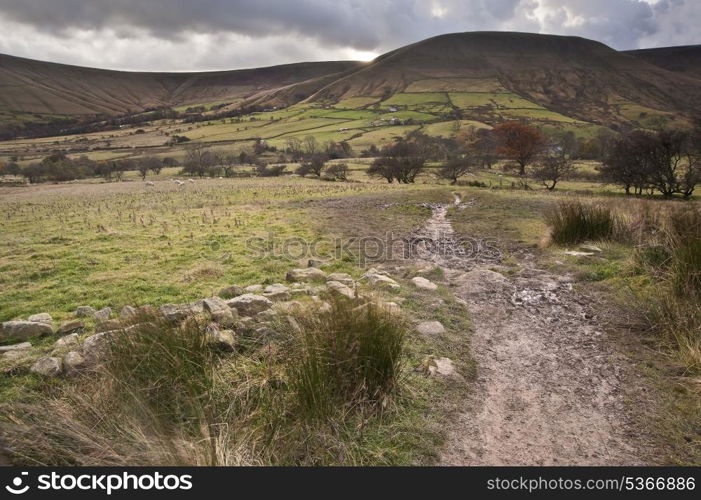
[414,196,657,465]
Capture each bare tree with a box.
[532,155,576,190]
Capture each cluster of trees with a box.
[0,153,179,184]
[600,128,700,198]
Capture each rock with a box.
[255,309,279,322]
[58,320,84,335]
[1,321,53,340]
[307,259,324,268]
[426,356,458,378]
[203,297,237,327]
[219,285,244,299]
[54,333,79,349]
[82,332,110,362]
[461,269,512,297]
[286,268,327,283]
[275,301,304,314]
[95,319,122,333]
[31,357,62,377]
[580,244,603,253]
[205,324,236,352]
[416,320,445,336]
[326,280,355,299]
[159,301,203,322]
[263,283,291,302]
[244,284,263,293]
[28,313,52,325]
[227,294,273,317]
[318,301,332,314]
[0,341,32,353]
[75,306,96,318]
[289,288,309,297]
[94,307,112,323]
[359,268,400,291]
[410,276,438,291]
[564,250,595,257]
[381,302,402,314]
[327,273,354,287]
[120,305,138,320]
[63,351,87,375]
[3,350,27,360]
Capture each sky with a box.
[0,0,698,72]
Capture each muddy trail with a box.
[416,195,655,465]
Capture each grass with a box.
[545,199,618,245]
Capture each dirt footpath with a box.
[417,198,656,465]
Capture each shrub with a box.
[545,199,617,245]
[287,297,407,420]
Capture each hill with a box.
[624,45,701,79]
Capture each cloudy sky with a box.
[0,0,698,72]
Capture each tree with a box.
[183,146,217,177]
[438,154,473,185]
[532,155,576,190]
[296,153,327,177]
[366,138,427,184]
[303,135,319,155]
[215,152,239,178]
[137,163,149,180]
[493,122,545,175]
[323,162,349,181]
[285,137,303,161]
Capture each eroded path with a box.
[417,196,654,465]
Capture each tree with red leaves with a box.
[493,121,545,175]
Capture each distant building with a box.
[388,106,399,112]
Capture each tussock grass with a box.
[287,298,407,420]
[545,199,618,245]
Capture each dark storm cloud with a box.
[0,0,698,71]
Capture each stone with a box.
[1,321,53,340]
[203,297,237,327]
[307,259,324,268]
[227,294,273,317]
[318,301,332,314]
[275,301,304,314]
[579,244,603,253]
[54,333,79,349]
[159,301,203,322]
[28,313,52,325]
[205,324,236,352]
[0,341,32,353]
[3,350,27,360]
[58,320,84,335]
[63,351,87,375]
[289,288,309,297]
[410,276,438,291]
[326,280,355,299]
[381,302,402,314]
[263,283,291,302]
[75,306,96,318]
[244,284,263,293]
[94,307,112,323]
[427,356,458,378]
[359,268,400,291]
[31,357,62,377]
[285,268,327,283]
[219,285,244,299]
[82,332,110,362]
[327,273,354,287]
[255,309,279,322]
[564,250,595,257]
[95,319,122,333]
[416,320,446,336]
[120,305,138,320]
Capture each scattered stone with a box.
[411,276,438,291]
[3,350,27,360]
[461,269,512,297]
[318,301,332,314]
[244,284,263,293]
[205,324,236,352]
[1,321,53,340]
[203,297,237,327]
[120,305,138,320]
[94,307,112,323]
[28,313,53,325]
[381,302,402,314]
[95,319,122,333]
[289,288,309,297]
[326,280,355,299]
[159,301,203,322]
[255,309,279,322]
[75,306,96,318]
[359,268,400,291]
[327,273,354,287]
[58,320,84,336]
[426,356,458,378]
[286,268,327,283]
[307,259,324,268]
[227,294,273,317]
[580,244,603,253]
[263,283,291,301]
[219,285,244,299]
[416,320,446,336]
[274,301,304,314]
[0,342,32,353]
[82,332,110,362]
[63,351,86,375]
[31,357,62,377]
[54,333,79,349]
[564,250,595,257]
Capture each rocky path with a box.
[418,196,653,465]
